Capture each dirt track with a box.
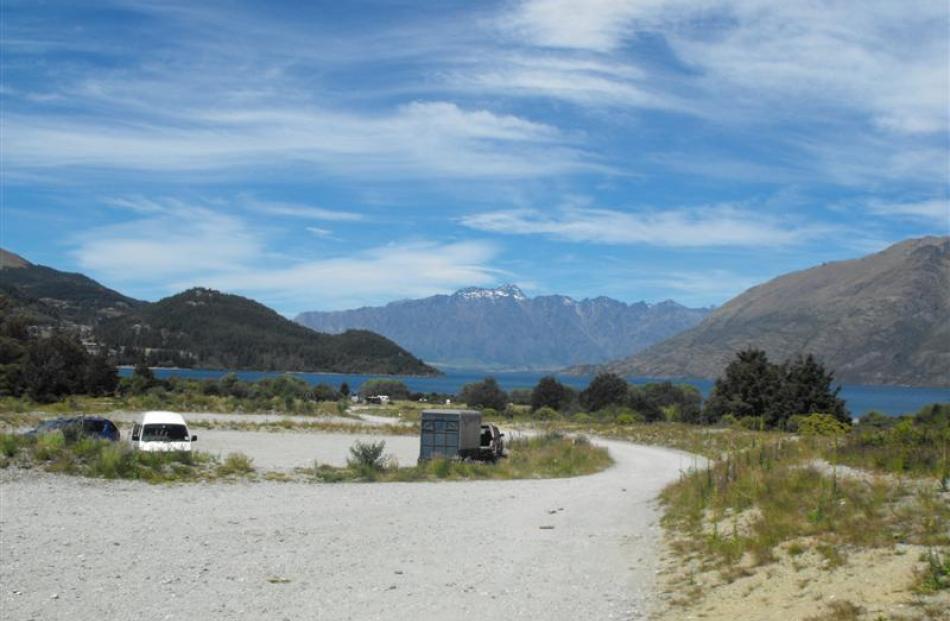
[0,434,698,620]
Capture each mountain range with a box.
[295,285,710,370]
[0,250,437,376]
[582,236,949,387]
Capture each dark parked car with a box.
[25,416,121,442]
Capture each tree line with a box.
[456,348,848,429]
[0,311,118,402]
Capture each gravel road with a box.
[0,436,698,621]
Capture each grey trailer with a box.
[419,409,482,462]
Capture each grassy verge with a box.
[303,432,612,483]
[0,394,350,417]
[187,418,417,436]
[655,427,950,619]
[0,431,254,483]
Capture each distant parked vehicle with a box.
[479,423,505,462]
[129,411,197,452]
[25,416,120,442]
[418,410,504,463]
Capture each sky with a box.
[1,0,948,315]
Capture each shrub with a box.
[347,440,387,471]
[616,413,636,425]
[533,406,558,420]
[796,413,850,437]
[218,452,255,476]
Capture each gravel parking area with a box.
[0,435,698,620]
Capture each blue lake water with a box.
[121,367,950,418]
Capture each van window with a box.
[142,424,188,442]
[131,423,140,441]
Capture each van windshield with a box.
[141,424,189,442]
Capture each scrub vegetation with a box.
[0,430,250,483]
[306,433,612,483]
[654,406,950,619]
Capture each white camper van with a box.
[129,411,197,452]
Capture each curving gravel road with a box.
[0,435,699,620]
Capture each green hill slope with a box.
[1,252,437,376]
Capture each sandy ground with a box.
[197,429,421,469]
[0,435,696,621]
[654,540,950,620]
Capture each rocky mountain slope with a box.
[590,236,950,387]
[296,285,709,369]
[0,251,437,375]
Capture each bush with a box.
[533,406,558,420]
[796,413,850,437]
[347,440,387,471]
[616,413,636,425]
[218,452,255,476]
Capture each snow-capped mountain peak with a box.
[453,284,527,301]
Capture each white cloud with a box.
[1,101,592,179]
[501,0,647,52]
[461,205,823,247]
[242,197,363,222]
[189,241,503,312]
[70,199,502,312]
[74,204,262,281]
[867,199,950,227]
[500,0,949,136]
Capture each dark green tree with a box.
[339,382,350,397]
[703,349,782,425]
[83,351,119,396]
[580,372,628,412]
[626,386,664,422]
[461,377,508,411]
[640,382,703,423]
[22,333,89,402]
[530,375,569,411]
[778,354,849,425]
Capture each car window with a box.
[142,424,189,442]
[131,423,141,441]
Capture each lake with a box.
[121,367,949,418]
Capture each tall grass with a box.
[660,437,950,573]
[308,433,612,483]
[0,431,221,482]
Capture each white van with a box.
[129,411,197,452]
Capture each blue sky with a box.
[2,0,948,314]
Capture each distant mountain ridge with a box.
[584,236,950,387]
[295,285,710,370]
[0,251,437,376]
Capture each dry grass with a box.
[304,433,612,483]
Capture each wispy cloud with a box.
[2,101,593,179]
[242,197,363,222]
[199,240,503,311]
[74,204,261,281]
[461,204,825,247]
[70,198,502,311]
[866,199,949,226]
[498,0,949,137]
